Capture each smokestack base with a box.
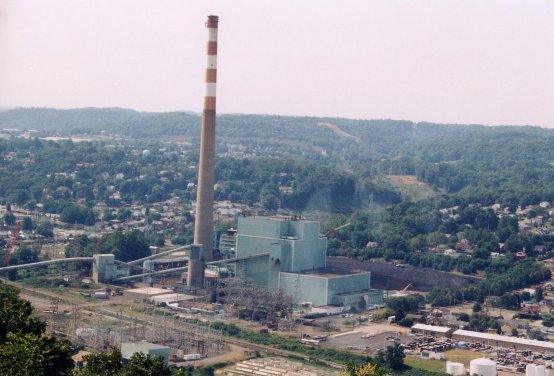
[187,244,205,289]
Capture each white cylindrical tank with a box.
[469,358,496,376]
[536,365,545,376]
[446,361,465,376]
[527,364,536,376]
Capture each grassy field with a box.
[381,175,438,201]
[405,357,446,372]
[405,348,488,372]
[444,348,486,366]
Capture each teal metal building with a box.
[233,216,383,309]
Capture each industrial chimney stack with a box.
[189,15,218,288]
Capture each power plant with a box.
[174,15,383,308]
[0,14,384,312]
[189,15,219,288]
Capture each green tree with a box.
[376,343,405,371]
[3,212,16,226]
[9,245,40,265]
[36,221,54,237]
[100,230,150,262]
[75,348,171,376]
[535,286,544,303]
[121,352,171,376]
[0,284,45,341]
[21,216,33,231]
[0,284,74,376]
[75,348,123,376]
[60,204,95,225]
[0,332,73,376]
[340,362,387,376]
[496,293,519,309]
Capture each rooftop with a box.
[454,329,554,350]
[412,323,452,334]
[281,267,369,278]
[121,342,170,352]
[126,287,168,296]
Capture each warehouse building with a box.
[411,324,454,338]
[125,287,169,302]
[453,329,554,353]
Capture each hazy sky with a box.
[1,1,554,127]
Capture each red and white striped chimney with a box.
[193,15,218,267]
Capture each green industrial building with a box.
[233,216,383,309]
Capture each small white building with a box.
[121,342,170,366]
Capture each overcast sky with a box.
[1,1,553,127]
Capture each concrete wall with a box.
[92,254,117,283]
[121,342,170,366]
[236,217,326,282]
[235,235,284,287]
[279,272,373,307]
[236,255,272,286]
[237,217,289,238]
[366,289,385,306]
[289,221,326,272]
[279,272,328,306]
[327,273,371,304]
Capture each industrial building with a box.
[218,228,237,259]
[233,216,383,308]
[411,323,454,338]
[452,329,554,353]
[121,342,170,366]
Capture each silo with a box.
[527,364,536,376]
[446,361,465,376]
[469,358,496,376]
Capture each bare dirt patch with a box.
[317,122,362,143]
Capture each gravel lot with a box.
[323,330,413,353]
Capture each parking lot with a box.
[323,330,414,353]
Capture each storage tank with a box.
[469,358,496,376]
[527,364,536,376]
[446,361,465,376]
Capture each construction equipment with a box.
[3,220,21,266]
[400,283,413,293]
[325,223,351,255]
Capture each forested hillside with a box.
[2,108,554,208]
[1,108,554,305]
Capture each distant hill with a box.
[2,107,554,200]
[2,107,553,152]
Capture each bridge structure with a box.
[0,250,188,284]
[0,246,269,285]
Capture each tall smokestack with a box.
[193,15,218,264]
